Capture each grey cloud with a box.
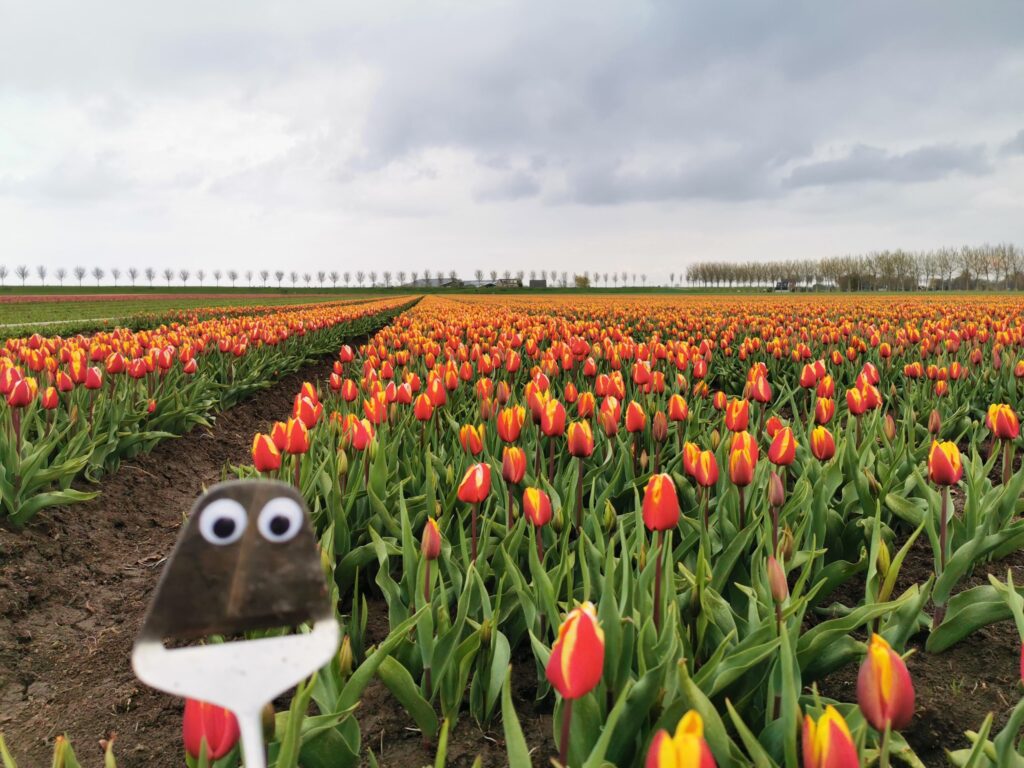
[473,171,541,202]
[1001,130,1024,156]
[784,143,992,188]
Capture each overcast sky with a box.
[1,1,1022,285]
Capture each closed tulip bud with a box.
[810,426,835,462]
[283,417,310,454]
[642,473,681,531]
[667,394,689,421]
[567,420,595,458]
[724,398,749,431]
[988,404,1020,440]
[694,450,719,488]
[337,448,349,477]
[6,377,35,408]
[551,504,565,533]
[541,399,567,437]
[523,487,553,527]
[709,428,720,451]
[779,526,794,562]
[769,471,785,508]
[625,400,647,433]
[41,386,59,410]
[814,397,835,425]
[457,462,491,503]
[645,710,716,768]
[459,424,486,456]
[682,441,700,477]
[652,411,668,443]
[768,427,797,466]
[338,635,353,678]
[421,517,442,560]
[147,399,157,414]
[928,440,962,485]
[603,499,617,532]
[728,433,758,487]
[864,469,881,495]
[182,699,240,760]
[802,706,859,768]
[497,405,525,442]
[545,602,605,700]
[413,393,434,421]
[767,556,788,604]
[883,412,897,441]
[84,366,103,390]
[252,433,282,472]
[927,409,941,435]
[857,634,915,731]
[502,446,527,484]
[846,387,867,416]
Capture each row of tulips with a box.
[206,295,1024,766]
[0,297,413,526]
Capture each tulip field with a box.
[5,292,1024,767]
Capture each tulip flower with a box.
[502,445,527,526]
[724,398,749,432]
[987,404,1019,485]
[40,385,59,411]
[458,462,491,562]
[183,699,240,761]
[768,426,797,467]
[694,449,718,528]
[643,473,680,631]
[814,397,835,426]
[810,426,835,462]
[728,431,758,527]
[421,517,442,604]
[546,602,605,765]
[802,706,859,768]
[252,433,282,473]
[459,424,486,456]
[857,634,914,735]
[497,405,525,442]
[523,486,552,559]
[682,441,700,478]
[645,710,716,768]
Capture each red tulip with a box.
[625,400,647,433]
[282,417,310,454]
[694,450,718,488]
[988,404,1020,440]
[928,440,962,485]
[40,386,59,410]
[810,426,835,462]
[523,487,552,527]
[546,602,604,700]
[645,711,716,768]
[421,517,442,560]
[724,398,749,431]
[802,706,859,768]
[459,424,486,456]
[567,420,595,458]
[502,446,527,484]
[84,366,103,390]
[768,427,797,466]
[642,473,680,532]
[457,462,491,504]
[667,394,689,421]
[182,699,239,760]
[413,393,434,421]
[541,399,567,437]
[857,633,914,732]
[497,405,526,442]
[252,433,282,472]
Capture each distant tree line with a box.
[682,243,1024,291]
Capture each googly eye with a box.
[198,498,247,546]
[257,497,304,543]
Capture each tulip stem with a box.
[536,526,544,562]
[738,486,746,529]
[654,530,664,632]
[424,559,431,605]
[771,504,779,556]
[294,456,301,489]
[879,723,891,768]
[508,485,515,528]
[471,502,478,563]
[575,458,584,533]
[1004,439,1014,486]
[558,699,573,766]
[939,485,949,573]
[702,487,709,531]
[548,438,555,482]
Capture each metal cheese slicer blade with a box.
[133,620,339,768]
[132,480,339,767]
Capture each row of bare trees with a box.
[682,243,1024,291]
[0,265,654,289]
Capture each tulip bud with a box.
[710,428,720,451]
[337,448,349,477]
[603,499,617,533]
[767,556,788,604]
[883,412,897,442]
[857,634,915,732]
[552,505,565,533]
[928,440,962,486]
[545,603,605,700]
[863,469,881,496]
[480,618,492,646]
[927,409,941,435]
[803,706,859,768]
[645,710,717,768]
[261,703,276,741]
[421,517,442,560]
[652,411,668,443]
[768,471,785,508]
[338,635,353,679]
[779,526,794,562]
[182,700,240,760]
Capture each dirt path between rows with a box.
[0,354,342,767]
